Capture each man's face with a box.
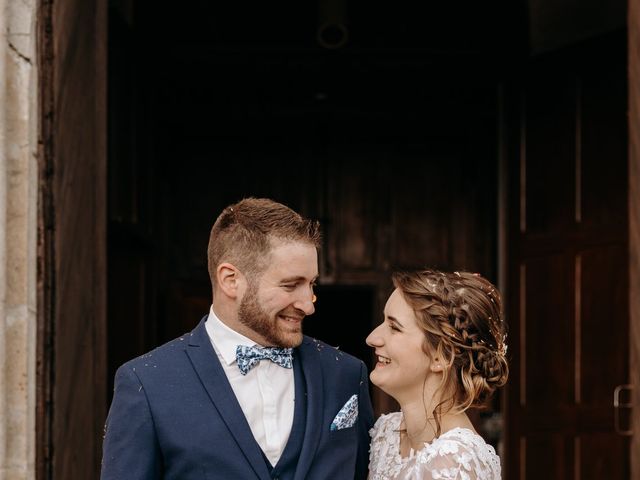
[238,240,318,347]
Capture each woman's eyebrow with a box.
[387,315,404,328]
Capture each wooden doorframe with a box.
[36,0,54,476]
[36,0,108,477]
[629,0,640,477]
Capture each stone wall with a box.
[0,0,38,478]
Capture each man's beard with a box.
[237,283,304,348]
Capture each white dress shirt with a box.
[205,307,295,466]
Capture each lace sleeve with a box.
[400,432,500,480]
[368,412,404,479]
[369,421,500,480]
[399,440,478,480]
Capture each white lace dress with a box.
[368,412,501,480]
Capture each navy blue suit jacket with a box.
[101,318,375,479]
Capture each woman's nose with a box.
[366,324,383,347]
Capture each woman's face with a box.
[366,288,435,400]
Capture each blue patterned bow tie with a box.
[235,345,293,375]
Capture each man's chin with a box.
[274,317,304,347]
[279,331,303,348]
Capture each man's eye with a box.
[282,284,296,290]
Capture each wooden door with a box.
[38,0,108,477]
[504,33,631,479]
[629,0,640,474]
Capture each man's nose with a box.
[295,290,315,315]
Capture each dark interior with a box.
[106,0,519,378]
[105,2,627,452]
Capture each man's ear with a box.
[217,263,244,299]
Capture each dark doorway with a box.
[106,1,507,405]
[35,0,639,478]
[306,284,376,375]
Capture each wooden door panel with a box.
[329,156,379,271]
[506,33,629,479]
[524,434,572,479]
[525,74,575,234]
[580,245,628,406]
[41,0,108,476]
[392,159,451,269]
[523,255,574,406]
[581,62,627,227]
[581,434,628,478]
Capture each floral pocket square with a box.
[330,394,358,431]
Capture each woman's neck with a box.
[396,397,438,455]
[397,398,476,456]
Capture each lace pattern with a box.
[368,412,501,480]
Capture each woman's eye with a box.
[389,324,401,332]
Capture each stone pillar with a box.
[0,0,38,478]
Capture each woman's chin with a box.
[369,372,393,397]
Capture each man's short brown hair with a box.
[207,197,321,289]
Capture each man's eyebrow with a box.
[280,275,319,283]
[387,315,404,328]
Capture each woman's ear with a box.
[428,343,446,372]
[217,263,244,299]
[430,358,444,372]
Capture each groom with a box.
[101,197,375,480]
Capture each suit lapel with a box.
[294,337,324,480]
[185,320,270,480]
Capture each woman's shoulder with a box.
[435,427,496,452]
[414,428,501,478]
[369,411,402,437]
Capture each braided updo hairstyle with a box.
[392,269,509,432]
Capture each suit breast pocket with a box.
[327,422,358,442]
[315,425,360,474]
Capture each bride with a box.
[366,270,508,480]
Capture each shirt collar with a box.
[205,305,257,366]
